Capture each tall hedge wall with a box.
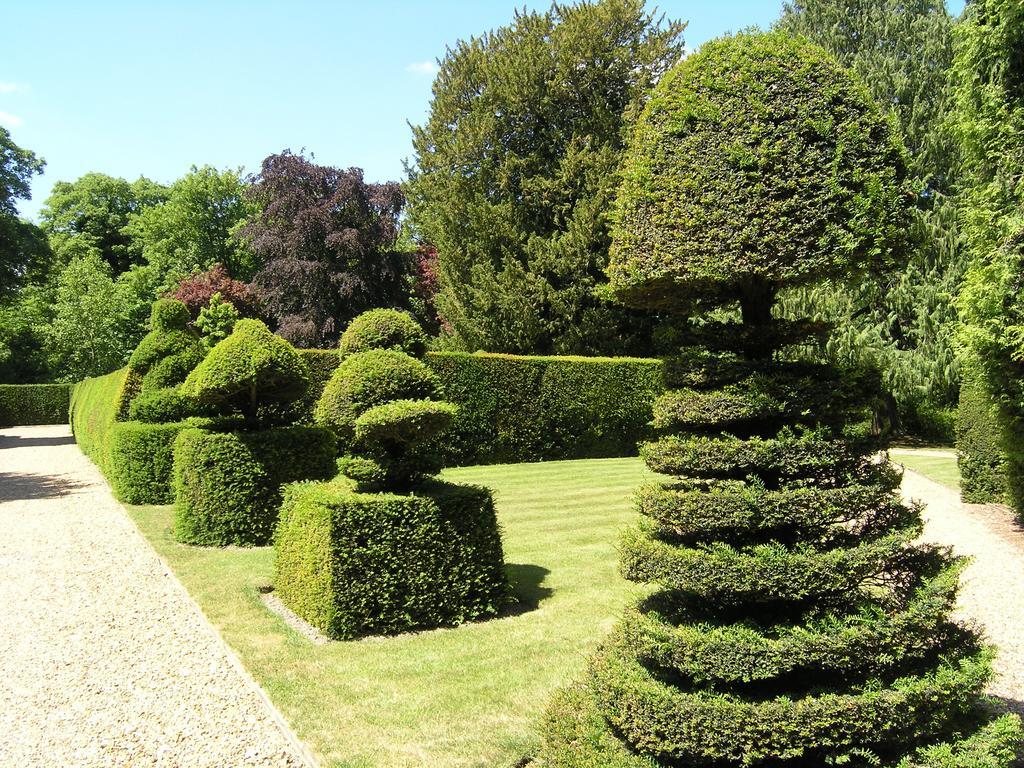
[69,367,134,472]
[0,384,72,427]
[957,374,1010,504]
[297,349,664,465]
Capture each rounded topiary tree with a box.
[338,307,427,358]
[128,298,205,393]
[538,32,1022,767]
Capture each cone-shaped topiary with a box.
[339,308,428,358]
[180,318,310,426]
[128,298,205,393]
[315,310,453,488]
[538,31,1022,767]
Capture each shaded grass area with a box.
[890,449,961,491]
[127,457,658,768]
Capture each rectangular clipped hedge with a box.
[297,349,664,465]
[70,367,135,472]
[0,383,72,427]
[956,374,1010,505]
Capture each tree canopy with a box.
[406,0,685,355]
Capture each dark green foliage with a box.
[0,383,70,426]
[107,418,222,504]
[427,352,663,465]
[540,31,1018,768]
[406,0,684,355]
[608,32,913,311]
[127,386,212,424]
[315,349,438,448]
[274,480,509,639]
[339,308,426,358]
[957,373,1010,505]
[128,299,205,392]
[69,367,134,472]
[172,426,336,546]
[180,319,309,424]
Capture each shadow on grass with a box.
[504,563,553,616]
[0,471,90,501]
[0,433,76,449]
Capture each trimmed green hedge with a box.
[296,350,664,465]
[274,479,509,639]
[957,375,1009,504]
[173,426,337,546]
[0,383,72,427]
[69,367,135,472]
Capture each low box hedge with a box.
[173,426,337,546]
[297,349,664,465]
[0,383,72,427]
[274,479,509,639]
[956,375,1009,504]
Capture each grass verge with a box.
[126,457,658,768]
[889,448,961,491]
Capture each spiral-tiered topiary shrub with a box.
[275,309,509,638]
[128,299,205,394]
[538,32,1022,767]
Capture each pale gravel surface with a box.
[903,467,1024,717]
[0,425,310,768]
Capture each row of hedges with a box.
[0,384,72,427]
[297,350,665,465]
[69,367,135,471]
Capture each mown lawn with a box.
[127,457,659,768]
[889,448,961,491]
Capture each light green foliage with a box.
[608,31,913,310]
[338,308,426,358]
[775,0,962,428]
[125,165,259,286]
[0,383,70,426]
[69,367,133,472]
[180,318,310,424]
[194,291,240,350]
[39,172,167,274]
[953,0,1024,516]
[128,298,205,392]
[45,253,148,381]
[0,126,48,300]
[406,0,684,355]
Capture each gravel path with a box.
[903,468,1024,718]
[0,425,311,768]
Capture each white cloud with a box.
[0,82,26,94]
[406,60,439,76]
[0,111,23,128]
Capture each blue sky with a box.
[4,0,966,220]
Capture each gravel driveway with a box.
[903,467,1024,718]
[0,425,311,768]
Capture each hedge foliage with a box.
[607,31,912,311]
[0,383,71,427]
[274,480,508,639]
[957,373,1010,504]
[127,298,205,392]
[69,367,134,472]
[338,308,427,358]
[172,426,336,546]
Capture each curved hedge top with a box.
[150,297,191,332]
[339,309,427,358]
[181,319,309,421]
[607,32,913,310]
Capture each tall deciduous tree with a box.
[776,0,961,433]
[0,127,48,300]
[405,0,685,355]
[39,172,167,275]
[239,151,407,348]
[126,165,259,285]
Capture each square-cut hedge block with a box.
[173,426,337,546]
[274,480,510,639]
